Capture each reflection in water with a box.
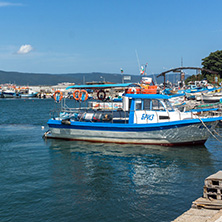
[46,138,210,157]
[44,139,215,221]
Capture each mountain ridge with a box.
[0,70,184,86]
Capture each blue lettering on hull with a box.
[141,114,154,121]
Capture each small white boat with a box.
[44,83,222,146]
[2,88,17,98]
[19,87,38,98]
[202,92,222,103]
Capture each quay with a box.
[0,82,76,99]
[0,82,126,99]
[173,171,222,222]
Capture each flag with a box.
[140,66,144,75]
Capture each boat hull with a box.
[2,92,16,98]
[20,93,38,98]
[46,118,220,146]
[202,96,222,103]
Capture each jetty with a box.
[173,171,222,222]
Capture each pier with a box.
[173,171,222,222]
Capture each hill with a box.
[0,70,141,85]
[0,70,188,86]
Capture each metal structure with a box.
[157,67,218,88]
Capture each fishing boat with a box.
[2,85,19,98]
[19,87,38,98]
[44,83,222,146]
[202,92,222,103]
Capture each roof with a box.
[66,83,140,90]
[125,94,170,99]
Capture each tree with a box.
[202,50,222,78]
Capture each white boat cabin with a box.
[124,94,194,124]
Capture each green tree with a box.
[202,50,222,78]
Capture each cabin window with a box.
[151,99,165,111]
[143,99,151,110]
[164,99,174,111]
[135,99,142,110]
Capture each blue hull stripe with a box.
[47,117,221,132]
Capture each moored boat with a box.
[202,92,222,103]
[2,86,19,98]
[44,83,222,146]
[19,87,38,98]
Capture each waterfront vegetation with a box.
[186,50,222,84]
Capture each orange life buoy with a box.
[97,90,106,101]
[80,89,88,101]
[73,89,88,101]
[53,90,63,102]
[73,90,81,100]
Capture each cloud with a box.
[0,2,23,7]
[17,44,33,54]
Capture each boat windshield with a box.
[151,99,165,111]
[134,98,174,111]
[163,99,174,111]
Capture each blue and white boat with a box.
[44,83,222,146]
[2,88,18,98]
[19,87,38,98]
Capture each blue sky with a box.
[0,0,222,75]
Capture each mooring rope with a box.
[198,117,222,144]
[212,127,222,138]
[42,130,51,139]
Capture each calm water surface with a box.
[0,99,222,222]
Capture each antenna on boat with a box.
[135,49,141,73]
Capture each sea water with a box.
[0,98,222,222]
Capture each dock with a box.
[173,171,222,222]
[173,208,222,222]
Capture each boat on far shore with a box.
[2,85,19,98]
[19,87,38,98]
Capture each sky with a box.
[0,0,222,75]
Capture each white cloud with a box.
[17,44,33,54]
[0,2,23,7]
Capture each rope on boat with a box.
[42,130,51,139]
[212,127,222,138]
[197,117,222,144]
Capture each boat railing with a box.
[51,98,129,124]
[60,106,130,124]
[197,110,222,118]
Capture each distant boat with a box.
[202,92,222,103]
[1,84,20,98]
[2,89,17,98]
[19,87,38,98]
[44,83,222,146]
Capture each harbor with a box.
[2,0,222,221]
[1,71,222,221]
